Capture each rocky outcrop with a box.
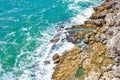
[52,0,120,80]
[52,53,60,64]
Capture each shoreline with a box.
[51,0,120,80]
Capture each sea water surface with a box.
[0,0,104,80]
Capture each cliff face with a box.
[52,0,120,80]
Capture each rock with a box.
[95,6,104,11]
[105,1,116,9]
[82,58,91,69]
[84,20,93,24]
[95,33,101,41]
[52,53,59,60]
[112,2,120,13]
[92,30,97,34]
[100,34,107,42]
[99,71,114,80]
[72,36,78,43]
[84,34,91,43]
[102,57,113,66]
[101,66,107,71]
[101,26,109,33]
[115,13,120,26]
[113,65,120,78]
[50,38,60,43]
[109,8,114,13]
[107,52,116,59]
[85,71,101,80]
[107,64,113,70]
[114,56,120,63]
[106,30,114,35]
[52,0,120,79]
[107,33,120,57]
[50,39,55,42]
[84,38,89,44]
[85,33,90,38]
[98,10,107,18]
[54,59,60,64]
[52,46,81,80]
[44,60,50,64]
[90,10,106,19]
[93,19,104,27]
[102,40,107,45]
[89,36,94,41]
[105,13,116,27]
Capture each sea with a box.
[0,0,104,80]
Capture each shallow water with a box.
[0,0,104,80]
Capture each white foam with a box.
[74,0,90,3]
[70,6,94,24]
[6,31,16,36]
[0,72,15,80]
[0,64,4,72]
[14,0,96,80]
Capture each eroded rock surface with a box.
[52,0,120,80]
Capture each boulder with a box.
[52,53,59,60]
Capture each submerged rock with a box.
[44,60,50,65]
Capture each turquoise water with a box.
[0,0,103,80]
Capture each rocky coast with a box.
[51,0,120,80]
